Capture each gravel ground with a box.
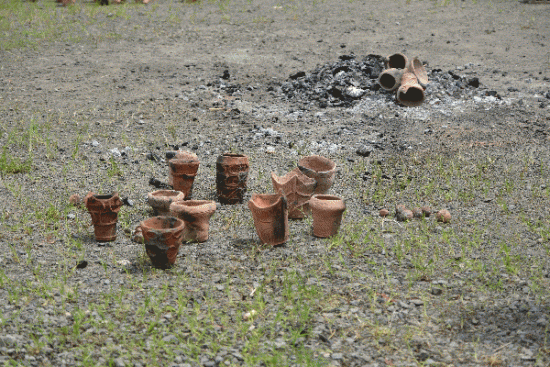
[1,0,550,366]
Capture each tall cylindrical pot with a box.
[84,192,123,242]
[168,151,200,199]
[216,153,249,204]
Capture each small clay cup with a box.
[147,190,185,216]
[140,216,185,269]
[248,192,289,246]
[170,200,217,243]
[84,192,123,242]
[297,155,337,195]
[309,194,346,238]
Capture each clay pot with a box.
[271,168,316,219]
[168,151,200,199]
[170,200,217,243]
[384,53,409,70]
[297,155,337,195]
[378,68,405,91]
[140,216,185,269]
[396,72,425,107]
[309,194,346,238]
[147,189,185,216]
[216,153,249,204]
[84,192,123,242]
[407,57,428,87]
[248,192,289,246]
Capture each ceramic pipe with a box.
[378,68,405,91]
[396,72,425,107]
[384,53,409,69]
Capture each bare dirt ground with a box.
[1,0,550,366]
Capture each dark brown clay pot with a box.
[84,192,123,242]
[168,151,200,199]
[216,153,249,204]
[248,192,289,246]
[271,168,316,219]
[309,194,346,238]
[396,72,425,107]
[297,155,337,195]
[140,216,185,269]
[170,200,217,243]
[147,189,185,216]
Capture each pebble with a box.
[436,209,451,223]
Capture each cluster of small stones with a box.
[379,204,451,223]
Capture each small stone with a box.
[436,209,451,223]
[117,259,131,267]
[396,209,413,222]
[412,207,423,219]
[431,288,443,296]
[395,204,406,213]
[243,310,257,321]
[421,206,432,217]
[356,144,373,157]
[379,209,390,218]
[132,226,144,244]
[69,194,82,207]
[76,260,88,269]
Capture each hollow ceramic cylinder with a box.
[140,216,185,269]
[396,72,425,107]
[216,153,249,204]
[168,151,200,199]
[378,68,405,91]
[271,168,316,219]
[297,155,337,195]
[84,192,123,242]
[170,200,217,243]
[384,53,409,70]
[309,194,346,238]
[248,192,289,246]
[147,189,185,216]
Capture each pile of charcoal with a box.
[272,53,493,108]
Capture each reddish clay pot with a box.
[248,192,289,246]
[378,68,405,91]
[407,57,428,88]
[147,189,185,216]
[309,194,346,238]
[84,192,123,242]
[168,151,200,199]
[297,155,337,195]
[140,216,185,269]
[384,53,409,70]
[396,72,425,107]
[271,168,316,219]
[170,200,217,243]
[216,153,249,204]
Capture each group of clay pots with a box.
[250,155,346,246]
[83,152,346,269]
[377,53,429,107]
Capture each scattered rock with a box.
[379,208,389,218]
[436,209,451,223]
[69,194,82,207]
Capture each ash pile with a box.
[272,53,499,109]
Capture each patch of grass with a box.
[0,147,32,174]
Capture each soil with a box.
[1,0,550,366]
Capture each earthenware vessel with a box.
[140,216,185,269]
[216,153,249,204]
[297,155,337,195]
[168,151,200,199]
[407,57,428,88]
[271,168,316,219]
[84,192,123,242]
[378,68,405,91]
[309,194,346,238]
[170,200,217,243]
[384,53,409,70]
[147,189,185,216]
[248,192,289,246]
[396,72,425,107]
